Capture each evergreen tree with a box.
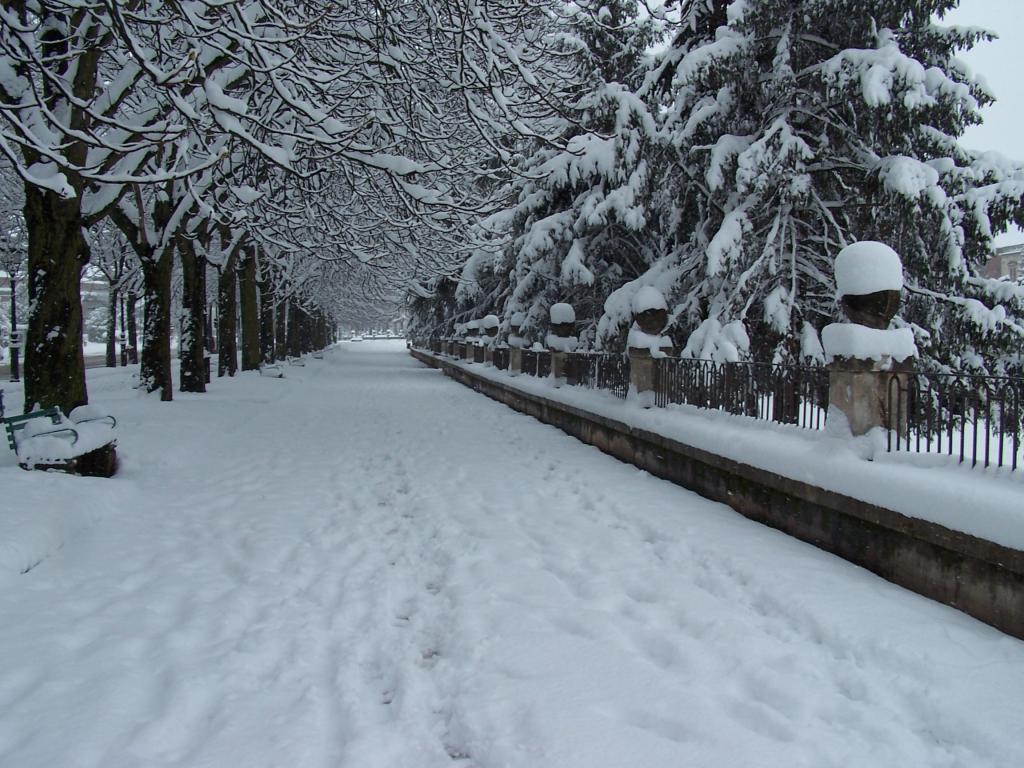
[652,0,1024,370]
[488,0,661,346]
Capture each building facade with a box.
[984,243,1024,281]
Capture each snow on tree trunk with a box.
[126,292,139,365]
[23,185,88,414]
[178,237,207,393]
[140,247,173,401]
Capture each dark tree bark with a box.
[139,247,173,400]
[111,195,173,398]
[217,246,239,377]
[258,275,275,363]
[125,291,139,364]
[22,186,88,413]
[15,6,102,413]
[239,246,260,371]
[8,273,20,383]
[205,293,216,353]
[105,286,118,368]
[275,297,288,360]
[286,299,303,357]
[178,236,207,392]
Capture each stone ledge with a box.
[410,348,1024,640]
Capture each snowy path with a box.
[1,340,1023,767]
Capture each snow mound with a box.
[510,311,526,327]
[0,506,67,576]
[822,324,917,364]
[631,286,668,314]
[835,241,904,298]
[550,303,576,324]
[481,315,500,330]
[545,334,579,352]
[627,325,672,357]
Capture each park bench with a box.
[3,405,79,451]
[259,363,285,377]
[1,390,118,476]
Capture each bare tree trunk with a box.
[126,292,139,364]
[8,274,19,383]
[205,293,216,353]
[258,275,275,364]
[178,237,207,392]
[23,185,88,413]
[105,286,118,367]
[239,246,261,371]
[217,248,239,377]
[286,299,303,357]
[140,248,173,400]
[275,298,287,359]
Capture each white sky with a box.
[944,0,1023,245]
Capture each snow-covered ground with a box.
[1,340,1023,767]
[443,353,1024,551]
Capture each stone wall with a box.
[410,347,1024,640]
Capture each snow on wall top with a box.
[630,286,668,314]
[550,303,575,324]
[821,323,917,364]
[835,241,904,298]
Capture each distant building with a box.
[984,243,1024,281]
[1,271,109,333]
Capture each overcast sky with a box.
[944,0,1023,245]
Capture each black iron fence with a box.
[886,370,1023,471]
[654,358,829,430]
[569,352,630,399]
[412,338,1022,471]
[493,347,510,371]
[518,349,551,378]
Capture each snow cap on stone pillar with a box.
[508,311,527,349]
[482,314,500,337]
[628,286,673,356]
[834,241,904,330]
[822,241,916,366]
[547,303,578,352]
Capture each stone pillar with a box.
[627,288,673,407]
[628,349,658,406]
[508,313,525,375]
[546,303,578,387]
[827,358,909,437]
[550,352,569,384]
[482,314,499,365]
[823,241,916,439]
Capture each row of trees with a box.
[5,0,1023,416]
[407,0,1024,376]
[1,0,582,412]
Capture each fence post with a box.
[822,242,916,439]
[546,303,578,387]
[482,315,499,364]
[627,287,674,407]
[508,312,525,375]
